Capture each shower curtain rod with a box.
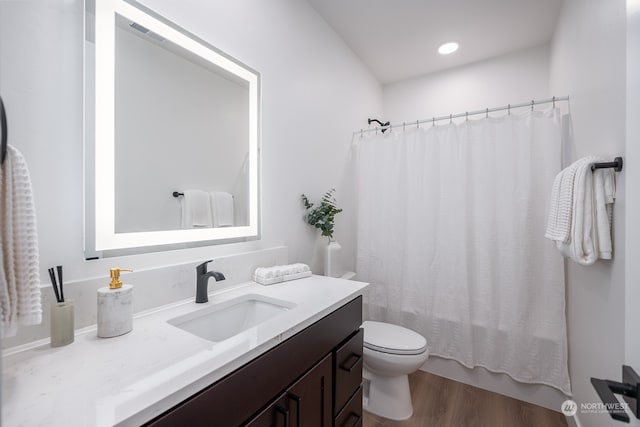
[354,95,570,135]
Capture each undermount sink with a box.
[168,294,295,343]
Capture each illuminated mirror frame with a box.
[93,0,260,251]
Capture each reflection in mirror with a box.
[85,0,260,256]
[114,13,250,233]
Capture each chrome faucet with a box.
[195,260,226,303]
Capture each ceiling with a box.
[307,0,563,84]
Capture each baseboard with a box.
[566,413,581,427]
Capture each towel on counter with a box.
[1,145,42,337]
[210,191,234,227]
[180,190,213,228]
[545,156,616,265]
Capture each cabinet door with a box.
[287,354,333,427]
[245,394,290,427]
[334,329,363,416]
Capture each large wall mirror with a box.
[85,0,260,256]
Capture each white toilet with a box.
[362,320,429,420]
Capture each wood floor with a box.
[363,371,568,427]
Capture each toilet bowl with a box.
[362,320,428,421]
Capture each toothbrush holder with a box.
[50,300,74,347]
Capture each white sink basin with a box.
[168,294,295,343]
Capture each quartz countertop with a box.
[2,275,368,427]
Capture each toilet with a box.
[361,320,429,420]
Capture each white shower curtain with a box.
[354,108,571,394]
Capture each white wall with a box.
[114,26,250,232]
[382,45,569,412]
[627,0,640,368]
[626,1,640,426]
[383,45,551,125]
[0,0,382,348]
[550,1,627,426]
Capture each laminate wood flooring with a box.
[363,371,568,427]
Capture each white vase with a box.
[324,239,343,278]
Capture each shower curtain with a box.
[354,108,571,394]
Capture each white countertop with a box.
[2,275,368,427]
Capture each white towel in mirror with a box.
[181,190,213,228]
[210,192,234,227]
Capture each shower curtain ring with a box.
[465,112,468,121]
[360,129,363,138]
[552,96,556,108]
[508,104,511,115]
[486,108,489,118]
[449,114,452,124]
[531,100,534,111]
[432,117,435,127]
[403,121,406,132]
[416,120,419,129]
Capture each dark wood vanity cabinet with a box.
[145,296,363,427]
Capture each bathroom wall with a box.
[627,1,640,408]
[383,44,551,125]
[550,1,627,426]
[0,0,382,348]
[381,44,568,412]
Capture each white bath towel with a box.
[210,191,234,227]
[547,157,616,265]
[545,157,592,242]
[180,190,212,228]
[1,145,42,337]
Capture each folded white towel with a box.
[1,145,42,337]
[545,157,592,243]
[210,191,234,228]
[253,264,311,285]
[181,190,212,228]
[549,157,616,265]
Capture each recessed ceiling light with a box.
[438,42,459,55]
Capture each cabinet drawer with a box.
[334,328,363,416]
[335,387,363,427]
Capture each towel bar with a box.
[591,157,623,172]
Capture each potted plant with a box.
[301,189,344,277]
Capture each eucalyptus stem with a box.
[301,188,343,240]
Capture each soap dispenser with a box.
[97,268,134,338]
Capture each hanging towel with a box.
[546,156,616,265]
[1,145,42,337]
[210,191,234,227]
[180,190,212,228]
[544,157,592,243]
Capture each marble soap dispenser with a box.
[97,268,134,338]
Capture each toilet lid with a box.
[362,321,427,355]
